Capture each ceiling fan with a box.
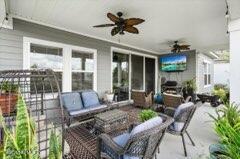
[93,12,145,36]
[171,41,190,53]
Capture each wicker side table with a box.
[94,109,129,133]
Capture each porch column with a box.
[229,18,240,104]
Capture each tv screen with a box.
[160,55,187,72]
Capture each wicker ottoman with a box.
[94,109,129,133]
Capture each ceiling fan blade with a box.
[125,18,145,26]
[111,27,120,36]
[124,26,139,34]
[107,13,120,23]
[93,24,115,27]
[179,45,190,50]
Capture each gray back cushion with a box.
[81,91,100,108]
[61,92,83,112]
[174,102,194,118]
[130,116,163,137]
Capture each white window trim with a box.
[203,60,211,87]
[110,47,158,100]
[23,37,97,92]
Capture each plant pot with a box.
[209,144,227,159]
[105,94,114,102]
[0,94,18,115]
[154,93,163,104]
[183,88,195,102]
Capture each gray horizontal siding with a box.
[197,53,214,93]
[0,18,156,96]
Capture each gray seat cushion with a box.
[130,116,163,136]
[81,91,100,108]
[61,92,83,112]
[113,133,131,148]
[69,104,107,116]
[123,155,140,159]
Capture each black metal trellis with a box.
[0,69,66,159]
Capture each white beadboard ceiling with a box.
[6,0,240,54]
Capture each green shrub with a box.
[49,126,62,159]
[139,109,158,122]
[214,84,228,91]
[182,78,197,92]
[213,88,226,102]
[0,81,18,94]
[209,103,240,159]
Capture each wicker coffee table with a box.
[94,109,129,133]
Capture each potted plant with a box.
[182,78,196,101]
[0,81,18,115]
[104,90,115,102]
[0,93,39,158]
[139,109,158,122]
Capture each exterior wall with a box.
[0,19,157,96]
[214,62,230,86]
[159,51,196,87]
[196,53,214,93]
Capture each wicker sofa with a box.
[60,90,107,126]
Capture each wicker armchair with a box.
[163,93,192,108]
[97,114,174,159]
[131,90,153,108]
[164,102,197,156]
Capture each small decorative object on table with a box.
[0,81,18,115]
[139,109,158,122]
[104,90,115,103]
[94,109,128,133]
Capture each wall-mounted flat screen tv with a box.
[160,55,187,72]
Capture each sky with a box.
[161,55,186,64]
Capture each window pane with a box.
[30,71,62,93]
[131,55,143,90]
[203,63,207,74]
[72,51,94,71]
[145,57,155,93]
[72,72,93,91]
[112,52,129,101]
[30,44,63,70]
[208,63,211,73]
[204,74,208,85]
[208,74,211,84]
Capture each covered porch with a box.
[0,0,239,159]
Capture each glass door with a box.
[112,52,129,101]
[131,55,144,90]
[145,57,156,93]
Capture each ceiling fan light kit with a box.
[93,12,145,36]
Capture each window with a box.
[72,50,94,91]
[30,44,63,92]
[111,47,157,102]
[204,62,211,86]
[24,37,97,92]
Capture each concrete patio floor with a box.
[158,103,219,159]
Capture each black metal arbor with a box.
[0,69,66,158]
